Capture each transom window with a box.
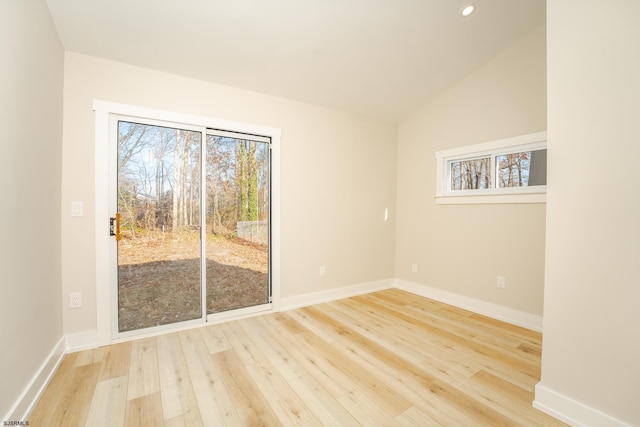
[436,131,547,204]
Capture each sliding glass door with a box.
[205,132,271,314]
[112,119,270,335]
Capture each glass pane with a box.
[117,121,202,332]
[496,149,547,188]
[206,135,270,314]
[450,157,491,190]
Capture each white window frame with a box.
[435,131,547,205]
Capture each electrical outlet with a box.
[70,292,82,308]
[496,276,506,289]
[319,266,326,277]
[411,264,418,274]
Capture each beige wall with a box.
[539,1,640,424]
[61,52,397,335]
[0,0,64,418]
[395,26,547,316]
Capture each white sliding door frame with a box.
[94,100,281,345]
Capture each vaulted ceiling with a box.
[46,0,545,122]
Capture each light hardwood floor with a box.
[29,289,565,426]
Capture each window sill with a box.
[435,192,546,205]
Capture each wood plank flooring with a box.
[29,289,565,426]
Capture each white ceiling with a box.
[46,0,545,123]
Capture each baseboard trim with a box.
[65,330,98,353]
[278,279,394,312]
[534,382,633,427]
[394,279,543,332]
[4,336,65,422]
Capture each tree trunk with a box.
[238,141,248,221]
[247,140,258,221]
[172,129,180,232]
[180,133,189,227]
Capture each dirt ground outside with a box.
[117,231,268,332]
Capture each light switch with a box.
[71,201,84,217]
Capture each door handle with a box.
[109,213,121,241]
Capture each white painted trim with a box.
[65,330,99,353]
[93,100,282,137]
[534,382,634,427]
[278,279,394,311]
[4,337,65,421]
[436,131,548,159]
[394,279,543,332]
[95,105,110,346]
[435,192,546,205]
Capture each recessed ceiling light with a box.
[461,4,476,17]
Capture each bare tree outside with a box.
[206,135,269,314]
[450,157,491,190]
[116,122,270,332]
[496,149,547,188]
[449,149,547,192]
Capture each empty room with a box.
[1,0,638,426]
